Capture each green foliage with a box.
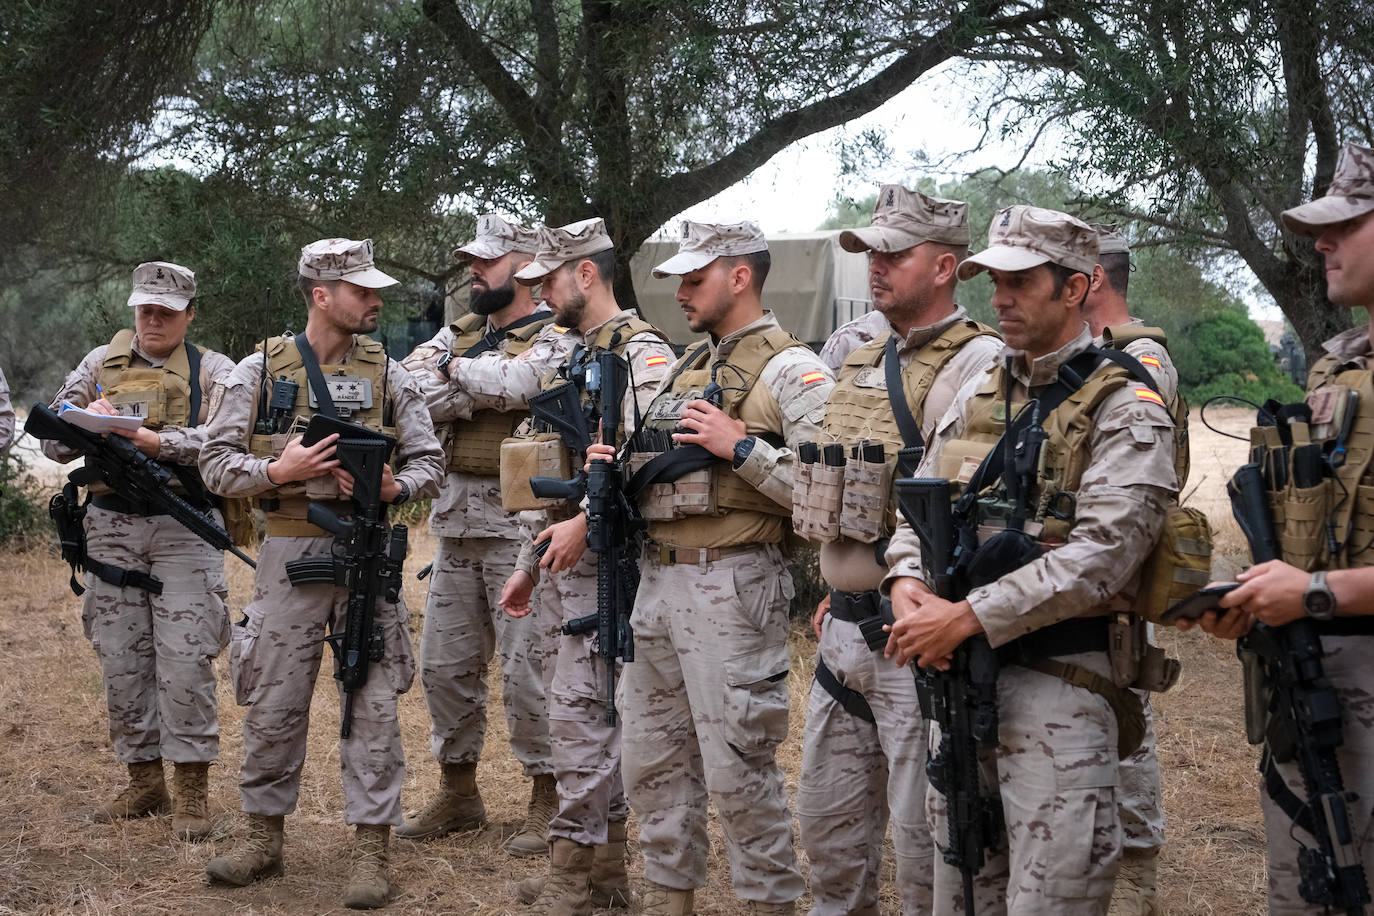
[1173,308,1304,405]
[786,545,827,621]
[0,451,52,549]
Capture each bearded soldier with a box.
[797,188,1001,916]
[397,215,556,856]
[42,261,236,840]
[884,207,1177,915]
[590,219,836,915]
[199,238,443,909]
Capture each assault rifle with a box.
[283,415,407,739]
[1230,461,1370,913]
[529,352,640,726]
[893,477,1001,910]
[25,403,256,572]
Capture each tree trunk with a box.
[1269,252,1353,369]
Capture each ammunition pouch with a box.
[500,433,572,512]
[792,443,896,544]
[793,455,844,542]
[1108,612,1181,692]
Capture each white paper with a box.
[58,401,146,434]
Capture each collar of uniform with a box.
[578,308,640,346]
[1321,325,1373,368]
[130,337,170,368]
[999,322,1094,388]
[893,305,970,353]
[707,309,781,359]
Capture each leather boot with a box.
[94,759,170,822]
[171,761,212,840]
[506,773,558,857]
[206,813,285,886]
[745,902,795,915]
[516,820,629,908]
[1109,847,1160,916]
[343,824,391,910]
[525,837,594,916]
[395,762,484,839]
[640,882,694,916]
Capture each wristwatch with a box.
[436,351,454,380]
[731,436,756,470]
[392,479,412,507]
[1303,570,1337,620]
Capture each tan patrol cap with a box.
[127,261,197,310]
[1093,223,1130,256]
[651,219,769,278]
[298,238,399,288]
[839,185,970,253]
[1282,142,1374,236]
[453,214,540,262]
[957,205,1099,281]
[514,218,615,286]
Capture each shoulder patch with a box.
[801,370,827,385]
[1133,385,1165,406]
[644,354,668,367]
[1138,355,1162,369]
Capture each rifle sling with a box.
[1260,747,1317,836]
[814,654,876,723]
[884,334,924,450]
[185,340,203,428]
[295,334,338,418]
[82,556,164,595]
[460,312,547,359]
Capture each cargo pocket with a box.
[1042,752,1119,900]
[380,615,417,695]
[720,642,792,759]
[229,610,263,706]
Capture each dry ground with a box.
[0,407,1268,915]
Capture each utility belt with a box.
[91,493,172,516]
[644,540,759,567]
[261,497,352,538]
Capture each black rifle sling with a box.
[814,654,876,723]
[185,341,203,428]
[295,334,339,418]
[460,312,547,359]
[884,333,923,450]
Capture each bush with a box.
[0,449,53,548]
[1173,308,1305,405]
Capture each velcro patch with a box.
[645,355,668,367]
[1134,386,1164,406]
[1139,355,1162,369]
[801,371,827,385]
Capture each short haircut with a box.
[1099,251,1130,297]
[1047,262,1091,307]
[928,241,969,264]
[297,274,338,306]
[723,249,772,293]
[587,248,616,286]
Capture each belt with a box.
[999,616,1110,664]
[266,517,333,538]
[828,588,882,624]
[91,494,166,516]
[648,542,760,566]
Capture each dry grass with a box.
[0,406,1270,914]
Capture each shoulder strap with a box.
[294,334,337,418]
[461,311,549,359]
[184,341,203,428]
[884,334,923,450]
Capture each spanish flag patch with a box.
[802,371,827,385]
[644,355,668,367]
[1135,386,1165,406]
[1139,355,1162,369]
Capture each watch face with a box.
[1305,589,1335,618]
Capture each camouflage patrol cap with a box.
[514,217,615,286]
[651,219,769,278]
[1093,223,1131,256]
[1282,142,1374,236]
[127,261,196,311]
[957,205,1099,281]
[453,214,540,263]
[838,185,970,253]
[298,238,398,288]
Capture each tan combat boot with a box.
[205,813,285,886]
[745,902,795,915]
[171,761,212,840]
[343,824,391,910]
[395,761,484,839]
[640,882,694,916]
[1109,847,1160,916]
[94,759,171,822]
[516,819,630,908]
[507,773,558,857]
[525,837,594,916]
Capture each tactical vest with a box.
[249,334,394,518]
[444,312,554,477]
[1101,324,1191,488]
[97,329,204,430]
[498,316,667,513]
[795,319,998,543]
[630,327,808,549]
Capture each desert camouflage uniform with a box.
[884,325,1177,915]
[44,339,236,765]
[622,311,834,905]
[401,314,555,779]
[800,308,1001,916]
[818,309,890,373]
[1263,324,1374,914]
[0,366,13,451]
[198,345,443,825]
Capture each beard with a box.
[552,288,587,329]
[470,282,516,316]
